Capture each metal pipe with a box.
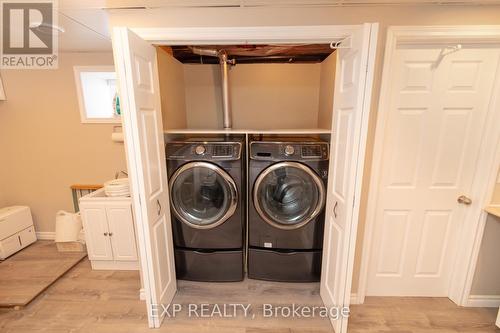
[219,52,231,129]
[190,47,232,129]
[190,46,218,57]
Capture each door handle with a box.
[333,201,338,218]
[103,232,108,236]
[157,199,162,215]
[457,195,472,205]
[108,232,113,236]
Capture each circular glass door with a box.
[170,161,238,229]
[253,162,325,230]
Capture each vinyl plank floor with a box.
[0,241,86,307]
[0,258,498,333]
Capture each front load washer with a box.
[248,137,329,282]
[166,136,245,282]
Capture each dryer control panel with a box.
[250,141,329,161]
[166,141,242,161]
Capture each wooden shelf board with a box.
[164,128,332,135]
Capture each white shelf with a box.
[164,128,332,135]
[485,205,500,219]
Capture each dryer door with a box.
[254,162,326,230]
[170,162,238,229]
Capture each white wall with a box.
[0,52,127,233]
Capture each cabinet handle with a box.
[157,199,162,216]
[108,232,113,236]
[103,232,108,236]
[333,201,338,218]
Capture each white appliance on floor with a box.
[0,206,37,260]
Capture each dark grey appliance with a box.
[248,137,329,282]
[166,137,245,282]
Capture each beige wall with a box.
[491,167,500,204]
[471,214,500,295]
[0,52,127,233]
[157,47,187,130]
[109,5,500,294]
[317,52,336,128]
[470,167,500,295]
[183,63,322,129]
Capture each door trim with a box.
[358,25,500,306]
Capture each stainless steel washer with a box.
[166,136,245,282]
[248,137,329,282]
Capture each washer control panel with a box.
[250,141,329,161]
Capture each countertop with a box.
[484,205,500,219]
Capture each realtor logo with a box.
[1,0,58,69]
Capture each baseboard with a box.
[140,288,146,301]
[36,231,85,241]
[36,231,56,240]
[350,293,360,305]
[467,295,500,308]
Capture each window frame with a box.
[73,65,120,124]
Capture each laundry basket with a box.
[58,184,102,252]
[55,210,85,252]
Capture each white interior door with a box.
[112,27,176,327]
[366,45,500,296]
[320,24,377,333]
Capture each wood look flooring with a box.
[0,258,498,333]
[0,241,86,307]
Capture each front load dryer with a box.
[248,137,329,282]
[166,136,245,282]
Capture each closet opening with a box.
[112,23,378,331]
[157,42,338,327]
[156,43,337,133]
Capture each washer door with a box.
[254,161,325,230]
[170,161,238,229]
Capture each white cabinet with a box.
[79,189,138,270]
[0,206,37,260]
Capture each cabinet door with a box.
[106,206,138,261]
[19,226,36,247]
[81,207,113,261]
[0,233,22,260]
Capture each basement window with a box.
[74,66,120,123]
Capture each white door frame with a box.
[118,24,378,329]
[357,25,500,306]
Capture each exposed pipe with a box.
[190,47,233,129]
[190,47,218,57]
[219,52,231,129]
